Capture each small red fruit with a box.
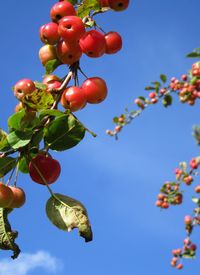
[61,86,87,112]
[82,77,107,104]
[190,158,198,169]
[14,79,36,100]
[8,187,26,208]
[108,0,129,11]
[39,44,58,66]
[29,154,61,185]
[184,215,192,225]
[58,16,85,42]
[40,22,60,45]
[79,30,106,58]
[176,263,183,270]
[0,183,14,208]
[50,1,76,22]
[195,185,200,193]
[57,40,82,65]
[99,0,110,7]
[104,31,122,54]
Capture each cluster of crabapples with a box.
[4,0,130,207]
[134,61,200,109]
[14,0,128,113]
[155,158,200,209]
[170,216,199,270]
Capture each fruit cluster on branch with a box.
[0,0,129,259]
[107,53,200,139]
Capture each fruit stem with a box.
[14,163,19,187]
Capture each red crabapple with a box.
[108,0,129,11]
[8,187,26,208]
[0,183,14,208]
[79,30,106,58]
[82,77,108,104]
[58,16,85,42]
[50,1,76,22]
[39,44,58,65]
[57,40,82,65]
[104,31,122,54]
[14,79,36,100]
[61,86,87,112]
[29,153,61,185]
[40,22,60,45]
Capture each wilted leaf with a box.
[23,89,54,111]
[0,208,20,259]
[46,193,93,242]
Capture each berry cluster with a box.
[154,156,200,268]
[107,60,200,138]
[156,157,200,210]
[0,0,130,259]
[14,1,127,114]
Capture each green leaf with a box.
[7,130,32,150]
[182,251,196,259]
[31,129,44,147]
[192,197,200,204]
[186,52,200,58]
[8,109,26,131]
[151,81,161,87]
[179,161,187,171]
[193,125,200,145]
[0,157,17,177]
[18,157,29,174]
[77,0,101,18]
[8,109,40,131]
[21,113,40,130]
[65,0,78,4]
[45,59,61,75]
[0,208,20,259]
[44,114,85,151]
[145,86,156,91]
[160,74,167,83]
[0,129,11,152]
[162,94,172,107]
[138,96,146,101]
[23,89,54,111]
[39,109,65,120]
[34,81,47,90]
[46,193,93,242]
[113,117,119,124]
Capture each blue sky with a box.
[0,0,200,274]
